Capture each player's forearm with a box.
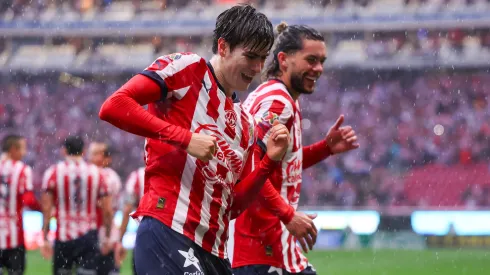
[302,139,332,170]
[119,204,133,242]
[99,75,192,149]
[40,192,52,240]
[258,181,295,224]
[231,155,280,219]
[22,191,41,212]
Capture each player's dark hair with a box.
[212,4,274,54]
[63,136,84,156]
[103,144,117,158]
[1,135,23,153]
[265,22,325,79]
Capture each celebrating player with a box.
[40,136,113,275]
[232,23,360,275]
[87,142,122,275]
[99,4,290,275]
[0,135,41,275]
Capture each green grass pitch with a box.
[23,249,489,275]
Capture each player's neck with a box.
[278,75,300,101]
[2,153,18,162]
[209,56,233,97]
[65,155,83,162]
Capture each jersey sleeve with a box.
[41,166,56,194]
[18,165,33,194]
[252,94,295,152]
[98,170,110,198]
[139,53,203,101]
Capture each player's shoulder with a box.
[250,79,295,107]
[137,167,146,174]
[148,52,205,70]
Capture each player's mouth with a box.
[241,73,254,83]
[304,75,318,86]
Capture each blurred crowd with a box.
[2,0,490,18]
[2,70,490,208]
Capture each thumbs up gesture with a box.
[325,115,360,154]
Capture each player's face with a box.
[88,143,105,167]
[11,139,27,161]
[287,39,327,95]
[224,44,268,92]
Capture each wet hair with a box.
[212,4,274,54]
[1,134,23,152]
[63,135,84,156]
[265,22,325,79]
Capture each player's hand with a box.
[40,241,53,260]
[285,212,317,253]
[100,239,112,255]
[266,120,290,161]
[114,241,127,268]
[186,133,217,162]
[325,115,360,154]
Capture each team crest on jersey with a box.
[225,110,237,129]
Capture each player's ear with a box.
[277,52,288,71]
[217,37,228,58]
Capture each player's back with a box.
[42,159,107,242]
[0,158,32,249]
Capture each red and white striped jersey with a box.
[0,159,33,249]
[233,79,309,272]
[42,159,109,242]
[132,52,256,258]
[124,167,145,207]
[102,167,122,210]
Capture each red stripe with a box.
[286,234,295,272]
[63,165,70,240]
[88,172,96,227]
[294,242,305,271]
[217,195,232,258]
[182,160,207,242]
[206,83,220,122]
[239,109,250,150]
[201,183,224,252]
[251,90,295,116]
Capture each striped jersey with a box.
[42,159,109,242]
[132,52,256,258]
[124,167,145,207]
[233,79,309,272]
[0,159,33,249]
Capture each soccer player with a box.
[40,136,113,275]
[232,23,360,275]
[87,142,122,275]
[115,166,145,274]
[0,135,41,275]
[98,4,290,275]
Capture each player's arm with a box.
[119,171,138,242]
[40,167,56,243]
[19,166,41,211]
[98,174,113,240]
[302,140,332,170]
[230,121,289,219]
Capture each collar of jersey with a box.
[269,78,295,101]
[206,61,240,104]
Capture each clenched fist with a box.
[186,133,217,162]
[266,120,290,161]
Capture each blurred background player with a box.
[87,141,122,275]
[99,4,291,275]
[232,23,360,275]
[116,166,145,275]
[0,135,41,275]
[40,136,113,275]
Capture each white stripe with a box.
[9,218,16,248]
[170,155,197,234]
[254,82,291,101]
[79,162,89,232]
[24,166,33,191]
[211,190,230,256]
[125,171,137,194]
[280,223,290,269]
[0,160,12,216]
[66,160,78,240]
[57,162,67,242]
[289,236,300,272]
